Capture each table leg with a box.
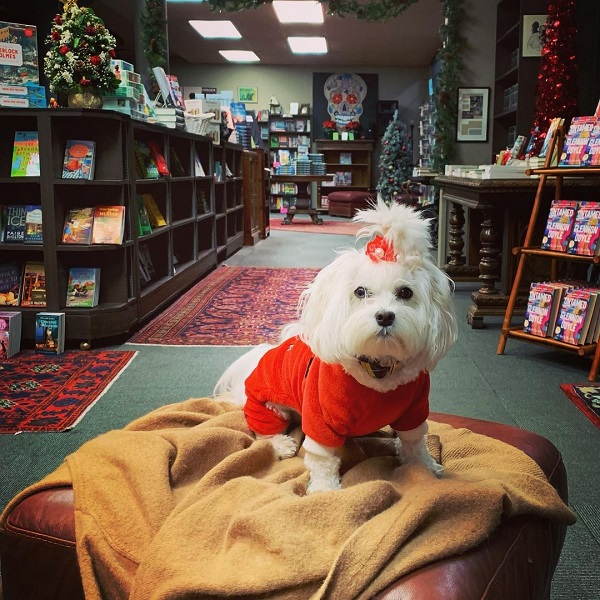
[282,181,323,225]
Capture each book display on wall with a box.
[34,311,65,355]
[62,140,96,179]
[66,267,100,307]
[0,108,245,347]
[0,310,21,359]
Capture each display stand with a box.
[271,175,333,225]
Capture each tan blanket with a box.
[1,398,575,599]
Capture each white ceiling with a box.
[95,0,444,67]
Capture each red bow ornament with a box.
[366,235,397,263]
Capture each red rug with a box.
[560,384,600,429]
[269,217,362,235]
[128,266,320,346]
[0,350,137,434]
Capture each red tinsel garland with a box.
[529,0,579,155]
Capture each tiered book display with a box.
[314,140,374,210]
[267,114,311,168]
[498,125,600,380]
[0,108,244,347]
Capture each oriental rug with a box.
[269,217,362,235]
[127,266,320,346]
[560,384,600,430]
[0,350,137,434]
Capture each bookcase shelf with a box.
[0,108,245,347]
[497,127,600,381]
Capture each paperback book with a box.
[142,194,167,227]
[66,267,100,307]
[10,130,40,177]
[1,204,26,242]
[566,201,600,256]
[62,207,94,244]
[580,119,600,167]
[136,195,153,236]
[523,282,559,338]
[20,261,46,307]
[34,311,65,355]
[0,262,22,306]
[91,205,126,244]
[0,311,22,359]
[541,200,578,252]
[558,116,597,166]
[62,140,96,179]
[23,204,43,244]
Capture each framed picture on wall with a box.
[456,87,490,142]
[522,14,547,57]
[238,86,258,103]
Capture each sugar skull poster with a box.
[324,73,367,129]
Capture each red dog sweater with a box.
[244,337,430,448]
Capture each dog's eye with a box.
[354,286,369,299]
[396,286,413,300]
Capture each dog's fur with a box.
[214,200,457,493]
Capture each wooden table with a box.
[271,175,333,225]
[435,175,600,328]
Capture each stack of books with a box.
[0,311,21,359]
[103,60,147,121]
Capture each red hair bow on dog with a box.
[366,235,397,263]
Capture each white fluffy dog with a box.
[214,200,457,493]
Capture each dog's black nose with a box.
[375,310,395,327]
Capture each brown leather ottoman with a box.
[328,190,372,217]
[0,413,569,600]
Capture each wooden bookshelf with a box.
[0,108,244,347]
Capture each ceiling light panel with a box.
[219,50,260,62]
[287,36,327,54]
[189,20,241,39]
[273,1,324,24]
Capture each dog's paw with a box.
[268,433,297,459]
[307,477,342,494]
[424,457,444,478]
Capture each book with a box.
[133,140,160,179]
[34,312,65,355]
[339,152,352,165]
[553,288,597,345]
[541,200,578,252]
[66,267,100,307]
[0,21,39,86]
[91,205,126,244]
[20,261,46,307]
[11,130,40,176]
[0,262,22,306]
[580,119,600,167]
[193,149,206,176]
[537,117,565,162]
[0,311,22,359]
[23,204,43,244]
[142,194,167,227]
[136,194,153,236]
[62,140,96,180]
[147,141,170,176]
[566,201,600,256]
[558,116,597,166]
[2,204,26,242]
[138,243,156,283]
[523,282,561,338]
[62,207,94,244]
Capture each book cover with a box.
[523,282,555,337]
[537,117,564,163]
[20,261,46,307]
[2,204,26,242]
[553,289,591,345]
[23,204,42,244]
[0,262,22,306]
[339,152,352,165]
[558,116,597,166]
[541,200,578,252]
[0,21,38,85]
[143,194,167,227]
[0,311,21,359]
[34,312,65,355]
[10,130,40,177]
[566,201,600,256]
[62,207,94,244]
[91,205,125,244]
[136,195,153,236]
[133,141,160,179]
[580,119,600,167]
[62,140,96,180]
[66,267,100,307]
[138,243,156,282]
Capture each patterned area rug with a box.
[269,218,362,235]
[560,384,600,429]
[128,266,320,346]
[0,350,137,434]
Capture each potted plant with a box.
[44,0,120,108]
[343,120,361,140]
[322,120,337,139]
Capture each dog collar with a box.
[358,356,395,379]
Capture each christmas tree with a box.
[44,0,120,98]
[529,0,579,156]
[376,110,413,204]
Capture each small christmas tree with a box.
[376,110,413,204]
[44,0,120,99]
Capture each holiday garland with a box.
[44,0,120,96]
[431,0,465,173]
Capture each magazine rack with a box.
[497,125,600,380]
